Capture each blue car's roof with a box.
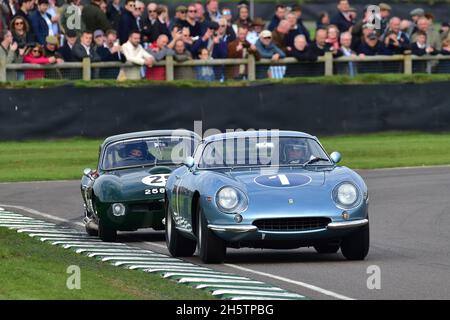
[102,130,201,147]
[203,130,316,143]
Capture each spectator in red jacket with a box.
[23,43,56,79]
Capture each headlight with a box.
[216,186,247,213]
[111,203,126,216]
[333,182,360,209]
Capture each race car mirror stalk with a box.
[83,168,95,181]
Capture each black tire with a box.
[314,243,340,254]
[341,223,370,260]
[165,198,196,257]
[197,204,226,264]
[85,222,98,237]
[98,219,117,242]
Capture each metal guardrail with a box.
[1,52,450,82]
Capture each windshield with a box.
[199,136,331,169]
[102,136,196,170]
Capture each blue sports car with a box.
[164,130,369,263]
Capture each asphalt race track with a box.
[1,166,450,300]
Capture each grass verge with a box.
[0,227,213,299]
[1,74,450,89]
[1,132,450,182]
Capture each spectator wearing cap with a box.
[291,5,311,43]
[330,0,354,33]
[72,30,101,62]
[356,30,389,55]
[406,8,424,37]
[82,0,111,34]
[119,30,153,80]
[233,4,252,33]
[141,3,170,44]
[271,19,289,53]
[60,0,83,37]
[170,5,189,31]
[382,17,409,55]
[10,15,33,48]
[255,30,286,79]
[118,0,137,44]
[106,0,121,31]
[411,17,441,51]
[185,3,202,38]
[204,0,221,23]
[379,3,392,35]
[43,35,63,61]
[12,0,34,36]
[246,17,264,45]
[57,29,77,61]
[30,0,53,45]
[227,26,259,79]
[267,4,285,31]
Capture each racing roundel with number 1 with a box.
[142,174,170,187]
[254,173,312,188]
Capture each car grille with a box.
[129,202,163,213]
[253,217,331,232]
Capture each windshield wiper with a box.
[302,157,331,167]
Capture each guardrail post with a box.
[247,54,256,81]
[403,53,412,75]
[324,52,333,76]
[82,57,91,81]
[165,55,174,81]
[0,57,6,82]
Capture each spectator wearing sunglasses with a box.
[255,30,285,78]
[10,15,33,48]
[118,0,137,44]
[141,2,170,44]
[185,3,201,38]
[23,42,56,79]
[170,5,188,31]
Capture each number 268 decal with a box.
[145,188,165,195]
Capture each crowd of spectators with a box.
[1,0,450,80]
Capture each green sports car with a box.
[80,130,200,241]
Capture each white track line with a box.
[224,263,354,300]
[1,203,353,300]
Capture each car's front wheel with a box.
[341,223,370,260]
[197,204,226,264]
[98,219,117,242]
[165,198,196,257]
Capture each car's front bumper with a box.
[207,218,369,243]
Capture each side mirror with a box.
[83,168,94,180]
[183,156,195,169]
[330,151,342,164]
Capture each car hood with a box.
[211,166,360,217]
[94,166,173,202]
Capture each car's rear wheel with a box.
[314,243,340,254]
[165,198,196,257]
[341,223,370,260]
[98,218,117,242]
[197,204,226,264]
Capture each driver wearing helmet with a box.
[120,141,156,164]
[283,141,309,164]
